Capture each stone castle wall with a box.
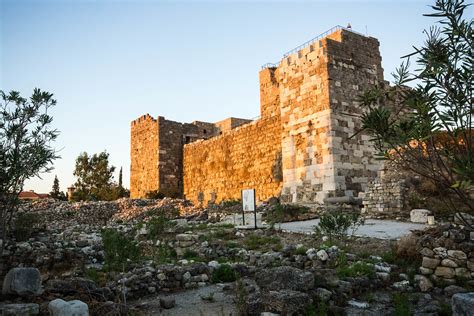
[183,115,282,205]
[131,27,386,205]
[278,29,384,203]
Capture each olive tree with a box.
[359,0,473,222]
[0,89,59,243]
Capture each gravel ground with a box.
[138,284,237,316]
[280,219,427,239]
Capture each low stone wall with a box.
[362,179,407,218]
[419,226,474,287]
[183,115,283,205]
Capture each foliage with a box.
[393,293,412,316]
[14,213,41,241]
[315,210,364,240]
[336,253,375,278]
[84,267,108,287]
[220,199,241,208]
[266,203,310,228]
[0,89,59,243]
[235,277,247,316]
[395,234,422,264]
[72,151,118,201]
[101,228,140,271]
[358,0,474,222]
[243,234,282,251]
[211,264,236,283]
[145,188,180,199]
[50,175,66,200]
[146,215,174,241]
[151,244,176,264]
[305,301,329,316]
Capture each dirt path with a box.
[137,284,237,316]
[280,219,427,239]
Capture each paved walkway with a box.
[279,219,427,239]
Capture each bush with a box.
[393,293,412,316]
[14,213,41,241]
[243,235,282,251]
[147,216,174,240]
[145,188,180,199]
[211,264,236,283]
[221,199,241,208]
[101,228,140,271]
[315,210,364,240]
[395,234,421,264]
[336,253,375,278]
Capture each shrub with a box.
[145,188,180,199]
[335,253,375,278]
[211,264,236,283]
[315,210,364,240]
[267,204,310,226]
[147,216,174,240]
[14,213,41,241]
[152,244,176,264]
[395,234,421,264]
[101,228,140,271]
[393,293,412,316]
[243,235,282,251]
[221,199,241,208]
[84,267,108,287]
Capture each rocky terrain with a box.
[0,198,473,315]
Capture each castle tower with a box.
[265,27,385,203]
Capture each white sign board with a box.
[242,189,255,212]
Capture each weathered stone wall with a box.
[362,179,407,218]
[279,29,384,203]
[183,115,283,205]
[132,27,386,205]
[130,114,159,198]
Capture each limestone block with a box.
[435,266,455,278]
[48,299,89,316]
[422,257,440,270]
[2,303,39,316]
[2,267,42,296]
[410,209,431,223]
[452,292,474,316]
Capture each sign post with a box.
[241,189,257,229]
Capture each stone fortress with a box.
[130,25,388,207]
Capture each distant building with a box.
[19,190,50,200]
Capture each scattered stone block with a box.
[410,209,431,223]
[256,266,314,291]
[1,303,39,316]
[422,257,440,269]
[452,292,474,316]
[435,267,455,278]
[48,299,89,316]
[2,267,42,296]
[444,285,466,297]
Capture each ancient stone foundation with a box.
[131,26,387,205]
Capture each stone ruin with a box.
[130,25,391,208]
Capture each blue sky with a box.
[1,0,444,193]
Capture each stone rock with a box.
[444,285,467,297]
[454,212,474,226]
[261,313,280,316]
[422,257,440,269]
[376,272,390,282]
[48,299,89,316]
[452,292,474,316]
[419,267,433,275]
[441,259,458,268]
[1,303,39,316]
[2,267,42,296]
[347,299,369,309]
[374,263,391,273]
[256,266,314,291]
[306,248,317,260]
[316,250,328,261]
[315,288,332,302]
[435,266,455,278]
[410,209,431,223]
[160,297,176,309]
[263,290,309,315]
[420,247,435,257]
[433,247,448,258]
[467,260,474,271]
[455,268,472,279]
[448,250,467,261]
[208,260,220,269]
[392,280,410,291]
[414,275,433,292]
